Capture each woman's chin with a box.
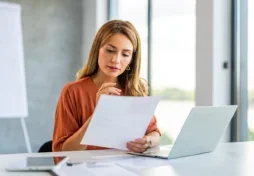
[104,72,120,78]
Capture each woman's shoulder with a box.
[61,77,95,94]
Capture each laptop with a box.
[128,105,238,159]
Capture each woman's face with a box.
[97,33,133,79]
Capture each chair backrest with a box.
[38,140,52,153]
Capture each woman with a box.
[52,20,160,156]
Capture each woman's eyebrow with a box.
[123,50,131,53]
[107,44,132,52]
[106,44,117,49]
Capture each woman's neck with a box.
[91,72,120,89]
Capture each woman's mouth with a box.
[107,66,120,72]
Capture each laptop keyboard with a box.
[142,146,172,157]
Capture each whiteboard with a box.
[0,2,28,118]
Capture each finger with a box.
[143,143,150,150]
[127,142,146,151]
[102,87,121,95]
[100,88,121,95]
[129,146,143,153]
[100,83,122,93]
[99,83,117,90]
[115,88,122,92]
[134,138,147,145]
[108,87,122,93]
[100,87,122,94]
[140,142,150,151]
[99,87,118,94]
[127,143,144,153]
[107,88,122,95]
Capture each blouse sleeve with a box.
[145,116,161,136]
[52,84,80,152]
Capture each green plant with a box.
[249,89,254,105]
[160,131,173,145]
[152,87,194,101]
[249,130,254,141]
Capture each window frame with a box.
[230,0,248,142]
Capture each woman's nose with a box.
[111,53,121,63]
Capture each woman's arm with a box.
[62,115,92,151]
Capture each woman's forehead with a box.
[104,33,133,51]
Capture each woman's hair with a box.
[76,20,148,96]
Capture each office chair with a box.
[38,140,52,153]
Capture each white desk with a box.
[0,142,253,176]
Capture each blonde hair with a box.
[76,20,148,96]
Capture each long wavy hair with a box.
[76,20,148,96]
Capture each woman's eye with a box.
[106,49,115,53]
[123,54,129,57]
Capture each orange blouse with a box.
[52,77,160,153]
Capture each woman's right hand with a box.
[96,83,122,104]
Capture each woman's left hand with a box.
[126,136,152,153]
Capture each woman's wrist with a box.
[145,132,160,148]
[144,135,153,148]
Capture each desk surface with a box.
[0,142,253,176]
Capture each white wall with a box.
[82,0,108,63]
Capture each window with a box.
[151,0,196,144]
[109,0,148,80]
[248,0,254,140]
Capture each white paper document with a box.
[114,156,170,172]
[81,95,160,150]
[53,162,139,176]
